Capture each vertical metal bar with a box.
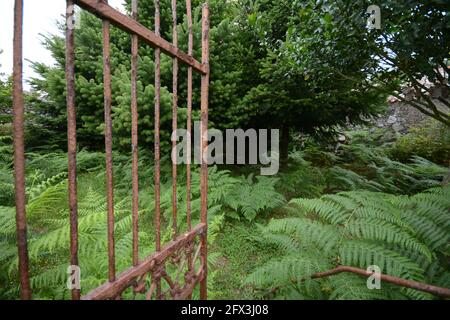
[131,0,139,267]
[13,0,31,300]
[186,1,193,282]
[171,0,178,240]
[185,2,193,299]
[199,3,210,301]
[66,0,80,300]
[102,0,115,282]
[154,0,162,299]
[186,0,193,233]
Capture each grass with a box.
[211,223,279,299]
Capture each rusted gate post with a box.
[200,4,210,301]
[12,0,31,300]
[154,0,162,299]
[102,0,116,285]
[12,0,210,300]
[66,0,80,301]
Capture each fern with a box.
[328,273,390,300]
[0,173,154,299]
[247,187,450,300]
[225,175,286,221]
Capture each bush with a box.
[389,120,450,166]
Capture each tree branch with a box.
[267,265,450,298]
[309,266,450,298]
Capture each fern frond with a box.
[329,273,388,300]
[289,198,348,225]
[346,218,433,260]
[245,253,330,288]
[339,241,424,281]
[263,218,340,254]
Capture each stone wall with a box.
[374,99,449,134]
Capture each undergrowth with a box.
[1,128,449,300]
[246,187,450,300]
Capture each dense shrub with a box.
[389,121,450,166]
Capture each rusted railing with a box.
[12,0,209,300]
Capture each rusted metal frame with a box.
[73,0,206,74]
[161,248,204,299]
[162,267,205,300]
[13,0,208,301]
[174,252,188,283]
[185,1,194,297]
[131,0,140,268]
[13,0,32,300]
[310,265,450,298]
[175,267,205,300]
[66,0,81,301]
[154,0,162,299]
[145,281,157,300]
[199,4,210,301]
[81,223,207,300]
[102,0,116,283]
[145,257,205,300]
[171,0,178,241]
[185,2,193,232]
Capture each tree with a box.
[287,0,450,126]
[233,0,386,163]
[29,0,393,163]
[28,0,241,151]
[366,0,450,126]
[29,11,135,149]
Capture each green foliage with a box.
[283,0,450,126]
[27,0,394,155]
[278,131,447,199]
[246,187,450,300]
[224,175,286,221]
[240,0,386,138]
[0,76,13,125]
[0,150,287,299]
[27,0,244,151]
[389,121,450,166]
[334,144,447,195]
[3,0,450,301]
[0,172,153,299]
[211,223,279,299]
[0,135,14,206]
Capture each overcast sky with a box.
[0,0,125,88]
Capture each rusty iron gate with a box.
[12,0,209,300]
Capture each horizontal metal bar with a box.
[82,223,207,300]
[73,0,207,74]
